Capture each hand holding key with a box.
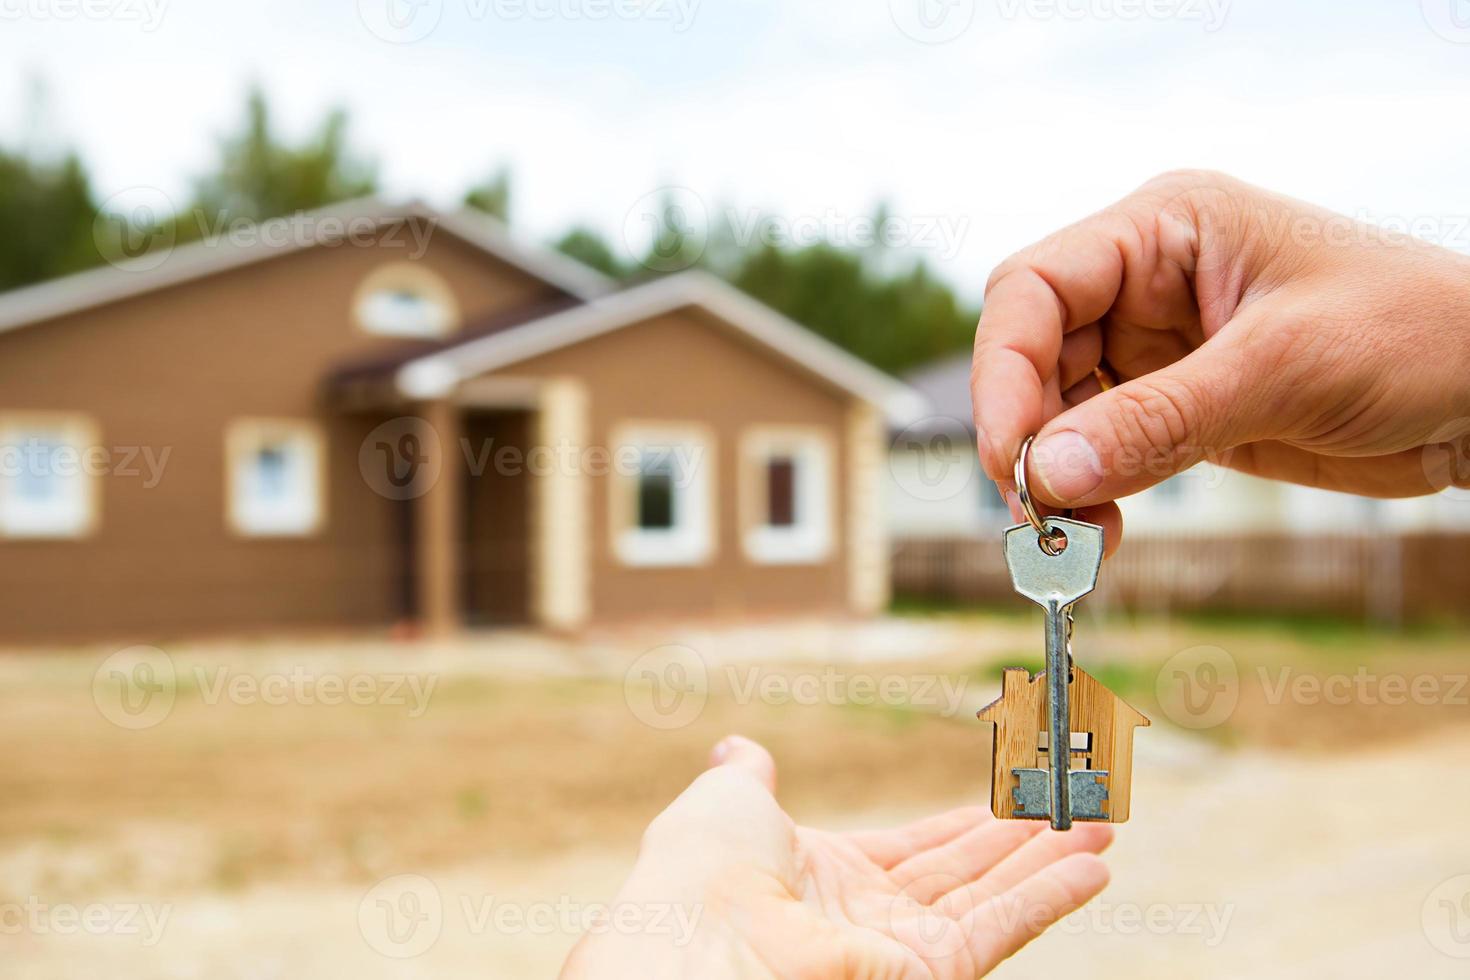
[972,170,1470,553]
[978,438,1150,829]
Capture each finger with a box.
[936,822,1114,912]
[972,213,1135,485]
[642,737,795,887]
[971,172,1216,489]
[845,806,995,870]
[889,820,1045,900]
[1059,323,1103,392]
[1075,501,1123,559]
[1062,373,1104,408]
[990,487,1123,556]
[709,734,777,794]
[1225,441,1460,497]
[1026,312,1278,507]
[961,853,1111,972]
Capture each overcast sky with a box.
[2,0,1468,297]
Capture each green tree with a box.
[552,226,627,279]
[730,244,975,374]
[464,165,513,223]
[716,204,977,374]
[0,148,100,291]
[179,87,376,239]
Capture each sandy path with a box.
[8,727,1469,978]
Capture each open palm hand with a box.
[562,737,1112,979]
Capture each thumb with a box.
[709,734,778,794]
[1028,334,1267,507]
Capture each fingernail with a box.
[1031,430,1103,503]
[1003,490,1024,524]
[711,738,732,764]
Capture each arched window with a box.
[353,263,460,338]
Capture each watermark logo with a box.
[358,0,444,43]
[1424,874,1470,958]
[93,645,177,730]
[1155,645,1238,730]
[1422,0,1470,43]
[624,186,708,274]
[93,187,177,272]
[889,418,978,503]
[889,872,974,959]
[624,645,709,730]
[360,874,444,958]
[360,417,443,501]
[890,0,976,44]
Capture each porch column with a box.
[533,378,591,630]
[416,399,462,637]
[847,402,890,615]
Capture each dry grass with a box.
[1,610,1466,902]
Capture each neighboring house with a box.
[889,353,1470,540]
[887,354,1010,539]
[0,199,920,644]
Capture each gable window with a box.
[613,426,713,567]
[353,263,459,338]
[741,428,833,565]
[0,415,99,539]
[226,420,324,537]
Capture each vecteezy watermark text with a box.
[0,439,170,489]
[0,0,168,30]
[1259,667,1468,708]
[0,898,172,947]
[993,0,1230,32]
[359,418,711,501]
[357,0,700,44]
[358,874,702,959]
[93,646,439,730]
[623,645,970,730]
[622,187,971,274]
[94,187,437,272]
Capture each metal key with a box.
[1004,516,1105,830]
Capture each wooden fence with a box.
[892,533,1470,623]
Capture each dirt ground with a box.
[2,611,1468,978]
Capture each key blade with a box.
[1004,518,1105,607]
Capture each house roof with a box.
[0,197,615,336]
[0,196,921,422]
[377,271,927,424]
[900,352,975,435]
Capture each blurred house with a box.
[888,353,1470,621]
[0,200,921,643]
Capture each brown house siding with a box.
[477,308,854,622]
[0,231,562,644]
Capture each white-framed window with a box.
[741,427,834,565]
[0,414,99,539]
[226,420,325,537]
[611,425,714,568]
[352,262,459,338]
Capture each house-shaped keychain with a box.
[977,665,1150,823]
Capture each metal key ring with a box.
[1014,435,1072,555]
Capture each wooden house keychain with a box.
[977,436,1150,829]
